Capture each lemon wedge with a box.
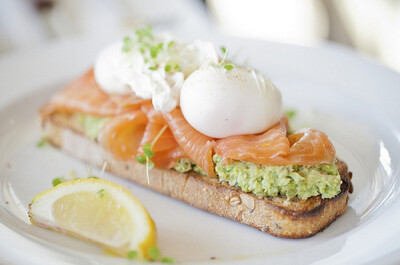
[29,178,156,259]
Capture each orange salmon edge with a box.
[261,142,272,147]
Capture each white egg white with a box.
[180,65,282,138]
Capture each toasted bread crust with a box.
[41,114,351,238]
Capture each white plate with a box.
[0,35,400,265]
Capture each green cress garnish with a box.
[135,25,153,42]
[122,36,133,52]
[97,189,105,198]
[121,26,182,74]
[285,109,297,120]
[174,64,182,71]
[150,43,163,59]
[51,162,107,187]
[126,250,138,260]
[37,138,48,148]
[161,257,175,264]
[148,246,160,260]
[52,177,65,187]
[136,125,168,184]
[125,246,174,262]
[216,45,233,70]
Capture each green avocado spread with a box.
[173,158,207,176]
[76,114,109,140]
[213,155,341,200]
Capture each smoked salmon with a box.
[138,104,186,168]
[40,69,149,117]
[214,117,290,165]
[285,128,336,165]
[98,111,148,161]
[163,108,216,177]
[215,119,336,166]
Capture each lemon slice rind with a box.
[29,178,156,258]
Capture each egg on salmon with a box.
[180,65,283,138]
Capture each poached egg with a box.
[94,34,218,112]
[180,65,282,138]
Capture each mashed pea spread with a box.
[213,155,341,200]
[174,156,342,200]
[173,158,207,176]
[76,114,109,140]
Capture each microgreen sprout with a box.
[52,177,65,187]
[161,257,175,264]
[174,64,182,71]
[85,164,97,178]
[136,125,168,184]
[125,246,174,263]
[168,41,174,49]
[51,162,107,187]
[97,189,105,198]
[100,161,107,178]
[143,143,155,159]
[126,250,138,260]
[216,45,234,70]
[150,42,163,59]
[165,65,172,72]
[148,66,157,71]
[285,109,297,120]
[220,46,228,64]
[135,25,153,42]
[37,138,48,148]
[122,36,133,53]
[148,246,160,260]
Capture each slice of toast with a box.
[41,113,352,238]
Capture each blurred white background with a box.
[1,0,400,72]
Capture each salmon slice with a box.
[139,107,178,152]
[40,69,149,117]
[285,128,336,165]
[163,108,216,177]
[138,105,185,168]
[151,146,187,169]
[214,118,290,165]
[215,117,336,166]
[98,110,148,161]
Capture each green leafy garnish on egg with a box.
[122,36,133,52]
[135,25,153,42]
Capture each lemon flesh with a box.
[29,178,156,258]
